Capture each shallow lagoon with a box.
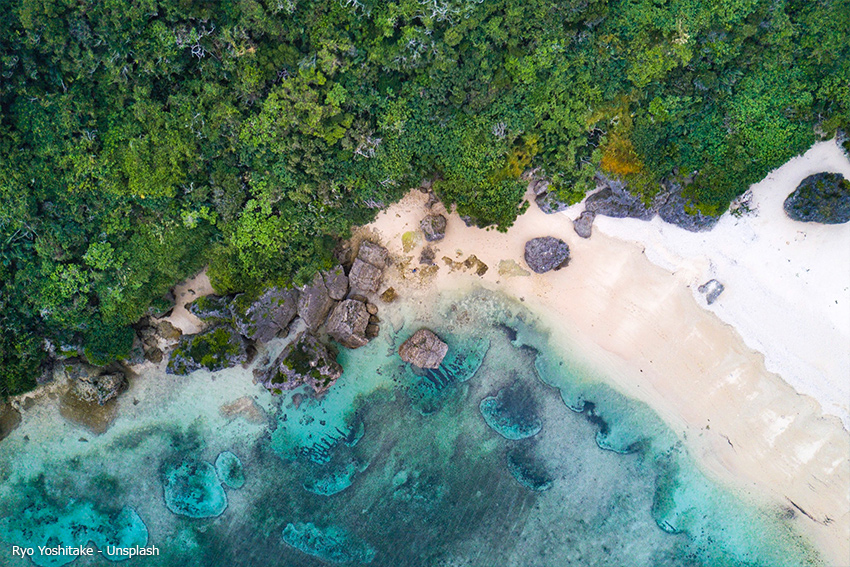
[0,288,821,566]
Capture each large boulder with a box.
[298,273,336,331]
[356,240,389,269]
[399,329,448,369]
[784,172,850,224]
[420,214,447,241]
[231,287,299,343]
[64,362,127,405]
[322,265,349,300]
[573,211,595,238]
[585,187,654,220]
[167,325,249,375]
[524,237,570,273]
[256,333,343,395]
[348,259,382,294]
[326,299,370,349]
[187,295,233,322]
[655,182,719,232]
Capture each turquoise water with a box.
[0,288,821,566]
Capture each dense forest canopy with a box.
[0,0,847,396]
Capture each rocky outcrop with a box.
[698,279,725,305]
[231,287,299,343]
[573,211,595,238]
[535,191,570,214]
[524,237,570,273]
[256,333,342,395]
[784,172,850,224]
[322,266,349,300]
[326,299,370,349]
[298,273,336,331]
[348,259,382,294]
[399,329,448,369]
[0,401,21,441]
[64,362,127,405]
[167,325,249,375]
[655,181,719,232]
[135,317,182,363]
[585,187,654,220]
[356,240,389,270]
[420,214,447,241]
[187,295,232,322]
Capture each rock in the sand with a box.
[298,273,336,331]
[187,295,233,322]
[420,214,447,241]
[698,279,725,305]
[257,333,342,395]
[524,237,570,273]
[585,187,654,220]
[65,362,127,405]
[573,211,595,238]
[655,181,719,232]
[399,329,448,369]
[535,191,570,214]
[231,287,299,343]
[356,240,389,269]
[348,259,382,294]
[326,299,370,349]
[323,265,349,300]
[784,172,850,224]
[419,246,436,265]
[167,325,249,375]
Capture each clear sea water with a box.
[0,288,821,566]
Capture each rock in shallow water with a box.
[163,459,228,518]
[784,172,850,224]
[215,451,245,489]
[479,383,543,440]
[524,237,570,273]
[398,329,448,369]
[326,299,370,349]
[257,332,343,395]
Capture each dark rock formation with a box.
[0,401,22,441]
[322,265,349,300]
[256,333,342,395]
[380,288,397,303]
[64,362,127,405]
[348,259,382,294]
[298,273,336,331]
[356,240,389,269]
[167,325,249,375]
[698,279,725,305]
[585,187,654,220]
[419,246,436,265]
[399,329,448,369]
[573,211,595,238]
[420,214,447,241]
[326,299,370,349]
[655,182,719,232]
[231,287,299,343]
[535,191,570,214]
[187,295,233,322]
[524,237,570,273]
[784,172,850,224]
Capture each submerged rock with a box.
[420,213,447,241]
[166,325,249,375]
[231,286,299,343]
[298,273,336,331]
[524,237,570,273]
[348,258,383,294]
[506,446,553,491]
[698,279,725,305]
[573,211,595,238]
[282,522,376,564]
[479,383,543,440]
[0,402,21,441]
[163,459,228,518]
[326,299,370,349]
[257,333,343,395]
[399,329,448,369]
[215,451,245,489]
[784,172,850,224]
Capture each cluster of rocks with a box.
[784,172,850,224]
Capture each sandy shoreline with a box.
[365,176,850,564]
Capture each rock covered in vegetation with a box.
[784,172,850,224]
[573,211,595,238]
[167,325,249,375]
[655,182,719,232]
[326,299,370,349]
[256,333,342,395]
[298,273,337,331]
[698,279,725,305]
[231,287,299,343]
[399,329,448,369]
[63,362,127,405]
[535,191,571,214]
[524,237,570,273]
[420,214,447,241]
[0,401,22,441]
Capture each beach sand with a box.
[365,164,850,564]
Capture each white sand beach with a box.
[365,144,850,565]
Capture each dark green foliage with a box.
[1,0,847,395]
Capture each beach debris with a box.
[784,172,850,224]
[698,279,725,305]
[256,332,343,395]
[399,329,448,369]
[420,213,447,241]
[326,299,370,349]
[524,237,570,273]
[573,210,595,238]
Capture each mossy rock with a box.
[166,325,248,375]
[187,294,233,322]
[784,172,850,224]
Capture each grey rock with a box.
[232,287,299,343]
[419,246,436,265]
[420,214,447,242]
[348,258,382,294]
[298,273,336,331]
[64,362,127,405]
[530,179,550,196]
[326,299,370,349]
[524,237,570,274]
[585,188,654,220]
[256,333,342,395]
[357,240,389,269]
[536,191,570,214]
[698,279,725,305]
[655,182,719,232]
[322,265,349,300]
[187,295,233,322]
[399,329,448,369]
[573,211,595,238]
[784,172,850,224]
[166,325,249,375]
